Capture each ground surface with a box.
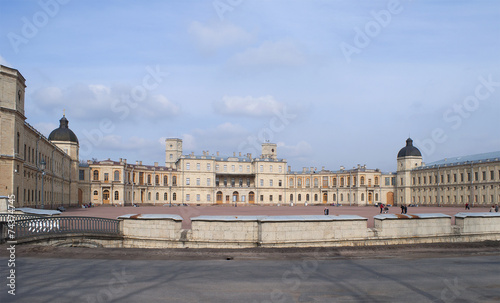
[1,243,499,302]
[62,204,490,229]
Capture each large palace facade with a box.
[2,65,500,208]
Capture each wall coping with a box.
[16,208,61,216]
[118,214,183,221]
[374,213,451,220]
[191,215,367,222]
[191,216,266,222]
[260,215,367,222]
[455,212,500,218]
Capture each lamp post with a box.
[169,185,172,207]
[40,159,46,209]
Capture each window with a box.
[169,154,173,160]
[306,178,310,187]
[322,176,328,188]
[247,165,250,172]
[239,165,242,172]
[475,172,478,181]
[155,175,159,185]
[93,190,98,196]
[196,178,200,186]
[148,192,151,200]
[164,176,168,186]
[260,179,264,186]
[306,194,310,201]
[247,178,250,187]
[114,191,119,200]
[279,195,282,202]
[207,178,211,186]
[224,165,227,172]
[231,178,235,187]
[164,193,167,200]
[186,178,190,185]
[260,195,263,202]
[290,194,293,201]
[216,165,219,171]
[186,163,190,170]
[239,178,243,187]
[314,194,318,202]
[278,180,282,187]
[260,165,263,172]
[197,163,200,170]
[298,194,301,201]
[360,176,365,185]
[361,193,364,201]
[491,171,494,180]
[156,192,159,200]
[270,180,273,186]
[173,193,177,201]
[147,174,151,184]
[207,163,211,171]
[314,178,318,188]
[375,177,379,186]
[231,165,235,172]
[172,176,177,186]
[197,194,200,201]
[279,166,282,173]
[186,194,190,201]
[289,178,294,187]
[207,194,211,202]
[270,165,273,172]
[269,195,273,202]
[93,170,99,181]
[114,170,120,181]
[453,174,457,183]
[482,171,486,181]
[79,170,85,181]
[341,177,344,187]
[297,178,302,187]
[104,173,109,182]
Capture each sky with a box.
[1,0,499,172]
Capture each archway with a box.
[102,190,110,204]
[216,191,223,204]
[387,192,394,205]
[249,191,255,204]
[232,191,239,203]
[322,192,328,204]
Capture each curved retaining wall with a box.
[116,212,500,249]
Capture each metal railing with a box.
[0,213,44,222]
[5,216,121,241]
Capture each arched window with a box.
[361,176,365,185]
[289,178,294,187]
[314,194,318,201]
[298,194,302,201]
[164,193,168,200]
[114,170,120,181]
[333,194,336,201]
[156,192,159,200]
[290,194,293,201]
[306,194,310,201]
[148,192,151,200]
[155,175,159,185]
[341,194,344,201]
[305,178,310,187]
[172,176,177,186]
[114,191,119,200]
[375,177,379,186]
[147,174,151,184]
[93,170,99,181]
[93,190,98,196]
[361,193,365,201]
[297,178,302,187]
[164,176,168,186]
[375,193,379,201]
[333,178,337,187]
[173,193,177,201]
[314,178,318,187]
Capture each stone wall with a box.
[114,213,500,249]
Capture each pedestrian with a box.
[401,204,404,214]
[490,205,495,212]
[495,204,499,213]
[465,203,469,210]
[380,203,384,213]
[404,204,408,214]
[324,207,329,215]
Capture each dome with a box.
[48,115,79,144]
[397,138,421,158]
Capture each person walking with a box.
[401,204,405,214]
[380,203,384,213]
[495,204,499,213]
[465,203,469,210]
[324,207,329,215]
[404,204,408,214]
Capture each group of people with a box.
[81,202,93,208]
[490,204,499,213]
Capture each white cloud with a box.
[32,84,180,122]
[214,95,285,117]
[0,55,9,66]
[278,141,313,158]
[188,21,254,52]
[228,40,306,68]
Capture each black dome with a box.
[48,115,79,144]
[397,138,421,158]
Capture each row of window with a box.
[412,194,500,204]
[411,170,500,186]
[289,176,380,188]
[92,170,179,186]
[184,163,284,173]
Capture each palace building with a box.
[1,65,499,208]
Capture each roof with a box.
[416,151,500,170]
[48,115,79,144]
[397,138,422,158]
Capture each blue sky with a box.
[1,0,499,172]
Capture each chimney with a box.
[310,167,314,172]
[322,166,325,171]
[124,159,127,164]
[119,158,122,163]
[302,167,307,173]
[239,152,242,157]
[217,151,219,156]
[136,161,139,165]
[288,166,291,173]
[139,161,142,165]
[233,152,236,157]
[154,162,158,167]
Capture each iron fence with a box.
[4,216,121,241]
